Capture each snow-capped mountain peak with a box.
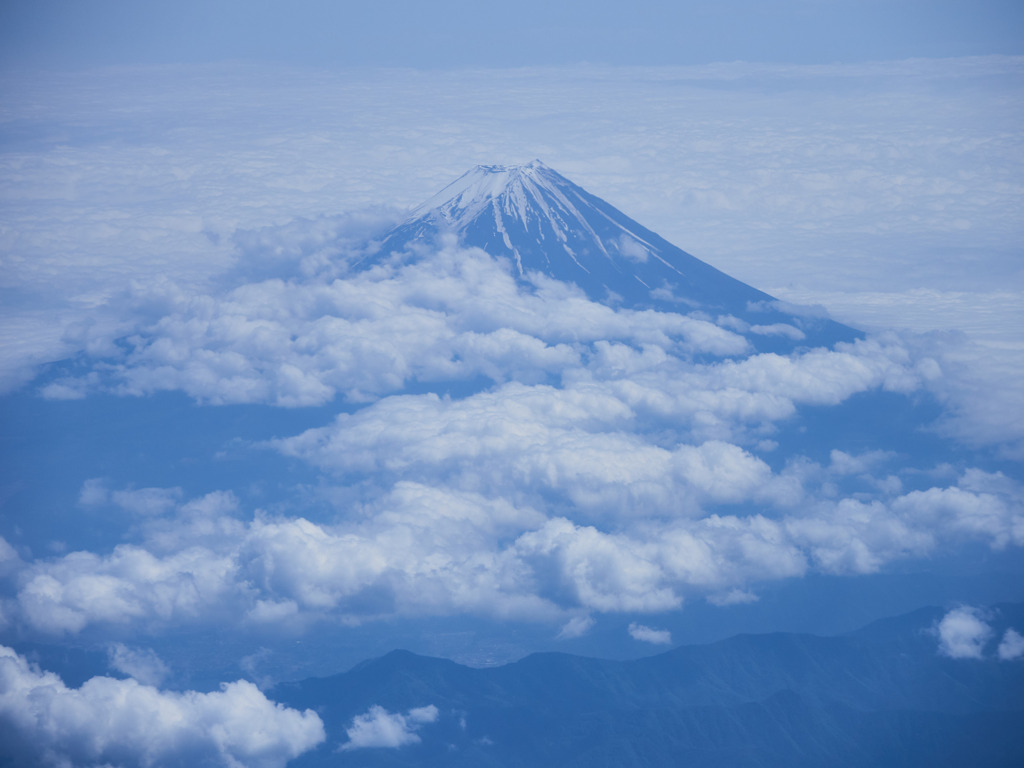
[372,161,858,349]
[410,160,553,226]
[404,160,623,275]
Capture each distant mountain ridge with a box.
[274,603,1024,767]
[370,161,858,351]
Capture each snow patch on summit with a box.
[408,161,613,275]
[412,161,560,229]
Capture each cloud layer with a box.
[1,208,1021,662]
[2,58,1021,410]
[4,457,1020,638]
[0,59,1022,763]
[2,247,1021,640]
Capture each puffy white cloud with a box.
[10,464,1023,637]
[567,335,928,444]
[0,644,324,768]
[274,382,635,475]
[46,251,931,464]
[273,382,793,519]
[12,484,555,632]
[37,250,559,406]
[702,335,922,405]
[511,513,796,613]
[40,244,756,408]
[658,514,807,589]
[997,628,1024,661]
[238,484,553,621]
[3,59,1022,466]
[239,517,389,613]
[891,484,1024,550]
[340,704,439,751]
[628,622,672,645]
[936,606,992,660]
[142,490,247,553]
[515,518,680,613]
[16,543,242,634]
[784,498,934,575]
[106,643,170,687]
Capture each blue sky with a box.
[1,2,1023,766]
[2,0,1023,69]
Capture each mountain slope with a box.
[274,603,1024,767]
[370,161,858,350]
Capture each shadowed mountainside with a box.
[275,603,1024,767]
[369,161,858,352]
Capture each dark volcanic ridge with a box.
[274,602,1024,767]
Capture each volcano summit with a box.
[373,161,856,351]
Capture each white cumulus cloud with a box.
[340,704,439,750]
[997,628,1024,661]
[935,606,992,659]
[0,645,324,768]
[106,642,170,687]
[8,467,1023,637]
[628,622,672,645]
